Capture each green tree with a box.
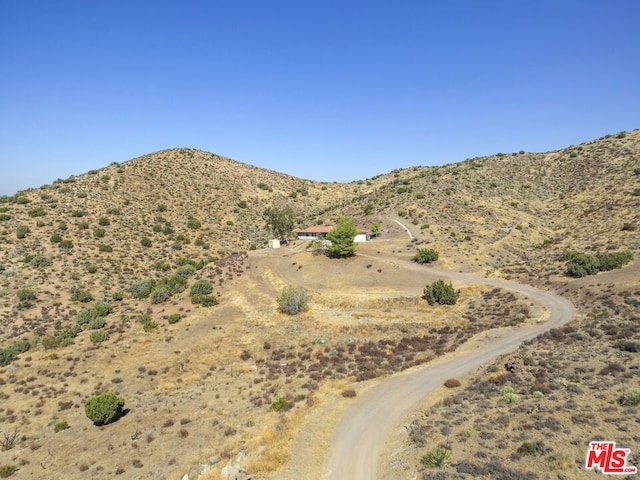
[326,218,358,258]
[370,220,382,237]
[84,393,125,425]
[263,205,296,240]
[423,280,459,305]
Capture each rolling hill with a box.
[0,130,638,479]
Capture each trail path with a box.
[324,253,575,480]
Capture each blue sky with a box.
[1,1,638,195]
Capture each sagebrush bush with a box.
[412,248,439,264]
[168,314,181,324]
[423,280,459,305]
[277,286,309,315]
[191,294,218,307]
[621,388,640,406]
[90,330,109,344]
[71,288,94,303]
[84,392,125,425]
[190,279,213,296]
[131,279,155,299]
[0,465,17,478]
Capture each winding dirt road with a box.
[324,254,575,479]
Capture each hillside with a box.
[0,131,638,479]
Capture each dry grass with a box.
[0,130,638,478]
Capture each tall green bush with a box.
[84,393,125,425]
[423,280,459,305]
[412,248,439,264]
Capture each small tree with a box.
[370,220,382,237]
[423,280,459,305]
[277,286,309,315]
[412,248,439,264]
[263,205,296,241]
[326,217,358,258]
[84,393,125,426]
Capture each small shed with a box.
[268,239,280,249]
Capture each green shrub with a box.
[112,291,124,301]
[421,447,452,468]
[50,232,63,243]
[565,252,599,278]
[277,286,309,315]
[190,279,213,296]
[190,294,218,307]
[621,388,640,406]
[142,319,158,332]
[621,223,636,231]
[423,280,459,305]
[270,397,288,411]
[84,392,125,426]
[71,288,94,303]
[54,420,70,432]
[0,340,31,367]
[412,248,439,264]
[98,217,110,226]
[140,237,152,247]
[616,340,640,352]
[0,214,11,221]
[186,216,201,229]
[90,330,109,344]
[150,285,172,304]
[504,392,520,404]
[16,288,37,302]
[16,225,30,239]
[98,243,113,252]
[0,465,17,478]
[28,207,46,217]
[86,264,98,274]
[93,227,106,238]
[131,279,155,299]
[168,314,181,324]
[58,239,73,250]
[632,188,640,196]
[157,203,167,212]
[597,251,633,271]
[176,264,196,278]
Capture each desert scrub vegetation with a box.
[422,446,452,468]
[0,465,17,478]
[0,339,30,367]
[277,286,309,315]
[84,392,125,426]
[621,388,640,406]
[89,330,109,343]
[412,248,439,264]
[189,279,218,306]
[423,280,459,305]
[76,302,113,330]
[564,250,633,278]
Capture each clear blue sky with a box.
[1,1,638,195]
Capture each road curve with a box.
[324,254,575,480]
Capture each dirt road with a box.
[324,254,575,479]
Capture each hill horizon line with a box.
[2,128,637,196]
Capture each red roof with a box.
[296,225,334,234]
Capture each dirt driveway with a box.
[322,254,576,480]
